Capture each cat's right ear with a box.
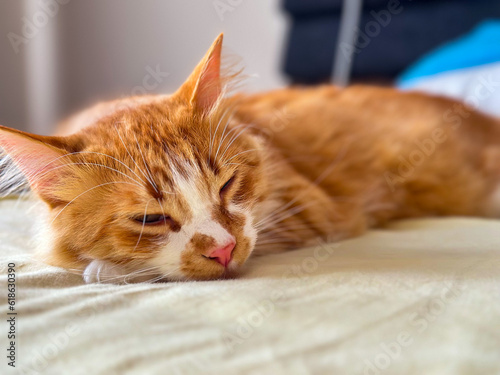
[0,125,77,206]
[175,33,224,113]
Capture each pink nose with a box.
[207,241,235,267]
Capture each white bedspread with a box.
[0,198,499,375]
[400,62,500,118]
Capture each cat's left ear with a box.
[176,33,223,112]
[0,125,78,206]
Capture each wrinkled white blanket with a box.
[400,62,500,118]
[0,198,499,375]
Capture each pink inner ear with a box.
[195,57,222,110]
[191,38,223,111]
[0,131,66,191]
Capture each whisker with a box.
[133,133,159,193]
[218,124,256,163]
[36,162,143,187]
[255,241,296,246]
[222,163,255,168]
[134,274,166,284]
[208,115,214,165]
[258,225,314,237]
[34,150,147,185]
[222,149,259,165]
[133,198,155,252]
[208,104,236,164]
[50,181,140,225]
[257,207,312,230]
[157,198,170,230]
[216,122,249,158]
[123,266,162,284]
[211,105,236,163]
[213,108,238,164]
[114,125,157,189]
[256,142,351,229]
[256,202,315,229]
[70,265,162,283]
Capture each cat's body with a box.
[56,84,500,254]
[1,34,500,283]
[236,85,500,233]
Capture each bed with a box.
[1,197,499,374]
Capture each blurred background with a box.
[1,0,500,134]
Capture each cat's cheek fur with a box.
[145,231,192,281]
[231,204,257,252]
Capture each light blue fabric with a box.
[398,20,500,88]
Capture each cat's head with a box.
[0,34,269,282]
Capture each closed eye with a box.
[132,214,168,226]
[220,175,236,197]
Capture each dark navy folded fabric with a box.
[284,0,403,15]
[282,0,500,83]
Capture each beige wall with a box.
[0,0,288,133]
[0,1,28,130]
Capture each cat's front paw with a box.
[82,260,128,284]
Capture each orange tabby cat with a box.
[1,34,500,283]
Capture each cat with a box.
[1,33,500,283]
